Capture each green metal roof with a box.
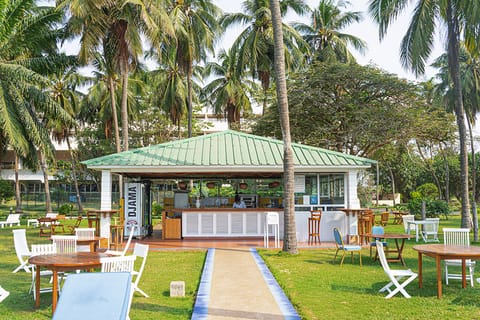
[82,130,376,174]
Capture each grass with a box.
[259,214,480,320]
[1,212,480,319]
[0,227,205,319]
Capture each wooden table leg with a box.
[436,255,442,298]
[462,259,467,288]
[35,267,40,308]
[52,270,58,314]
[418,252,423,288]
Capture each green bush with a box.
[0,179,14,203]
[416,183,439,200]
[58,203,74,215]
[407,198,449,217]
[151,202,163,217]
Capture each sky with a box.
[213,0,445,82]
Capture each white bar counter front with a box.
[180,208,350,241]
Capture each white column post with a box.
[100,170,112,244]
[346,170,361,237]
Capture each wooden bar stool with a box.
[110,224,124,250]
[308,210,322,245]
[86,211,100,237]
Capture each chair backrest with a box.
[132,243,149,285]
[13,229,30,257]
[376,241,391,273]
[72,216,83,228]
[443,228,470,247]
[101,255,136,273]
[75,228,95,240]
[6,214,21,223]
[424,218,439,233]
[402,215,415,233]
[52,235,77,253]
[381,211,389,223]
[52,272,132,320]
[371,225,385,237]
[31,243,56,256]
[333,228,344,247]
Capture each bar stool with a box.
[308,210,322,245]
[110,224,124,250]
[86,211,100,236]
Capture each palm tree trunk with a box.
[14,152,22,213]
[40,151,52,213]
[388,167,396,207]
[108,76,123,200]
[67,137,83,213]
[270,0,297,254]
[467,119,478,240]
[121,69,129,152]
[187,65,193,138]
[446,2,470,228]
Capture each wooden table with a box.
[339,208,371,244]
[365,233,410,265]
[412,244,480,298]
[392,211,407,224]
[29,252,110,313]
[38,218,57,237]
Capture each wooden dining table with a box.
[364,232,410,265]
[412,244,480,298]
[29,252,111,314]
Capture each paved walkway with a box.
[191,248,300,320]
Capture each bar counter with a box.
[180,208,283,238]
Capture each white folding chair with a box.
[132,243,149,298]
[75,228,96,252]
[443,228,475,287]
[106,226,135,256]
[402,215,415,236]
[12,229,32,273]
[52,235,77,253]
[101,255,136,273]
[377,241,417,298]
[421,218,439,242]
[29,243,57,300]
[0,286,9,303]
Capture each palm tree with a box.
[202,49,258,129]
[269,0,297,254]
[293,0,366,63]
[432,46,480,240]
[0,0,74,212]
[166,0,222,137]
[222,0,309,113]
[368,0,480,229]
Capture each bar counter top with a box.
[178,208,283,212]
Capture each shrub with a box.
[151,202,163,217]
[0,179,14,203]
[407,198,449,218]
[416,183,439,200]
[58,203,74,215]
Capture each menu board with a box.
[294,175,305,193]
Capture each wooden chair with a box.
[51,215,67,234]
[64,216,83,235]
[380,211,389,226]
[106,226,136,256]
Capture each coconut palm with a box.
[368,0,480,228]
[202,49,258,129]
[0,0,74,212]
[432,46,480,239]
[293,0,366,63]
[166,0,222,137]
[268,0,297,254]
[222,0,309,113]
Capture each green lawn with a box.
[0,227,205,319]
[259,214,480,320]
[1,214,480,319]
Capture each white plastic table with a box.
[407,220,436,242]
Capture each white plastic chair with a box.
[421,218,440,242]
[402,215,415,236]
[0,214,21,228]
[52,235,77,253]
[29,243,57,300]
[132,243,149,298]
[443,228,475,287]
[101,255,136,273]
[376,241,418,298]
[106,226,135,256]
[0,286,9,303]
[12,229,32,273]
[75,228,96,252]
